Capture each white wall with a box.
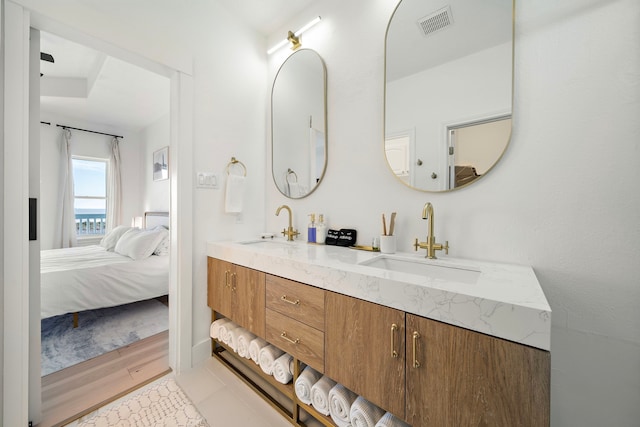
[39,113,144,249]
[264,0,640,426]
[142,113,170,214]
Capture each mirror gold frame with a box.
[271,49,328,199]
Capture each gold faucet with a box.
[414,202,449,259]
[276,205,299,241]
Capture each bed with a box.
[41,212,170,325]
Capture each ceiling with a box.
[39,31,171,133]
[38,0,315,133]
[39,1,509,130]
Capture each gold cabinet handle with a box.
[412,331,421,368]
[231,272,237,291]
[280,332,300,345]
[281,295,300,305]
[224,270,231,288]
[390,323,398,358]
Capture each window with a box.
[72,157,108,236]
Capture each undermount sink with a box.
[359,255,480,285]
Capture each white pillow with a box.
[114,228,166,260]
[152,226,170,256]
[100,225,134,251]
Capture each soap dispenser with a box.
[316,214,327,244]
[308,214,316,243]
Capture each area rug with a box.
[77,378,209,427]
[41,299,169,376]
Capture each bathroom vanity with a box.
[207,240,550,426]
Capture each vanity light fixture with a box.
[267,16,322,54]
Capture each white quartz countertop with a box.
[207,239,551,351]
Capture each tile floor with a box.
[66,356,292,427]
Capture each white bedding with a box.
[41,245,169,318]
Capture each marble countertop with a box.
[207,239,551,351]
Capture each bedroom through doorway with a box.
[36,29,172,426]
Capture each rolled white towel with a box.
[295,366,322,405]
[210,318,231,340]
[329,383,358,427]
[248,337,268,365]
[258,345,284,375]
[349,396,385,427]
[236,329,256,359]
[273,353,294,384]
[310,376,336,416]
[227,326,245,352]
[374,412,410,427]
[219,322,239,346]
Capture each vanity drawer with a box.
[266,309,324,373]
[266,274,325,331]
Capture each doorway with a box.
[447,115,511,189]
[3,5,194,425]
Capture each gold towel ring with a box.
[286,168,298,183]
[226,157,247,176]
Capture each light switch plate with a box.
[196,172,218,189]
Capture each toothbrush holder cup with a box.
[379,235,396,254]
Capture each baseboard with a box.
[192,338,212,367]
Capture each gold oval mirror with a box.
[272,49,327,198]
[385,0,514,191]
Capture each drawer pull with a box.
[280,332,300,345]
[391,323,398,358]
[231,272,237,291]
[412,331,421,368]
[281,295,300,305]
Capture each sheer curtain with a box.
[106,137,122,231]
[54,129,77,248]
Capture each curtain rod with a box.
[56,124,124,140]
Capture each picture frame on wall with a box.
[153,146,169,181]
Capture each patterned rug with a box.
[41,299,169,376]
[77,378,209,427]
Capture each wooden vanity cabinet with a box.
[406,314,550,427]
[324,291,406,418]
[207,256,550,427]
[207,257,265,337]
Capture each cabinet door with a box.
[325,292,405,418]
[406,314,550,427]
[231,264,266,338]
[207,257,233,318]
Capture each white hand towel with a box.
[311,376,336,416]
[349,396,385,427]
[329,383,357,427]
[248,337,268,365]
[225,174,246,213]
[273,353,294,384]
[227,325,244,352]
[295,366,322,405]
[236,329,256,359]
[374,412,410,427]
[209,318,231,340]
[258,345,284,375]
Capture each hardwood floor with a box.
[38,331,170,427]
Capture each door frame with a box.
[3,3,195,425]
